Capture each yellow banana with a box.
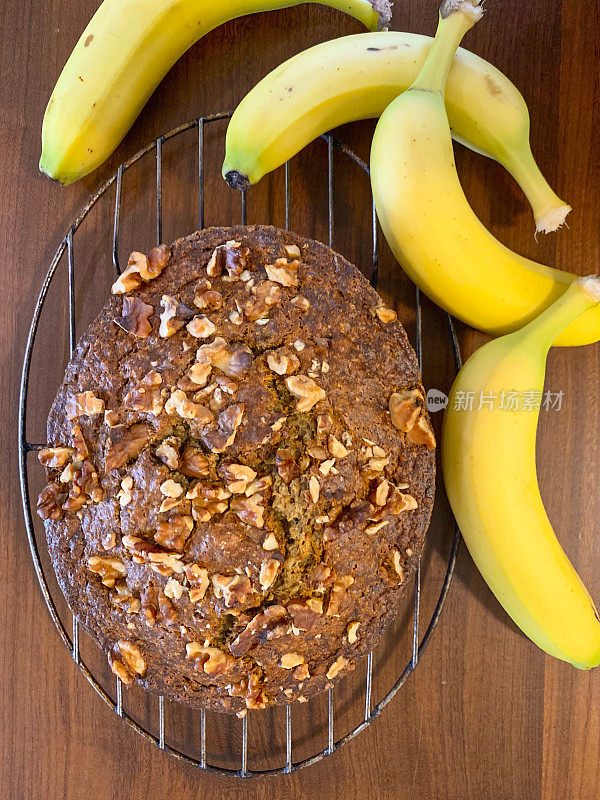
[223,31,569,234]
[442,275,600,669]
[370,3,600,347]
[40,0,390,186]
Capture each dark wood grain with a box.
[1,1,599,798]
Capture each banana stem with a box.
[517,276,600,354]
[503,143,571,233]
[411,1,483,94]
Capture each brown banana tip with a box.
[224,170,250,191]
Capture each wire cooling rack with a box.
[19,113,462,777]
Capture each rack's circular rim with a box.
[18,114,462,777]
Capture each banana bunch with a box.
[223,31,568,234]
[40,0,390,185]
[442,275,600,669]
[369,3,600,347]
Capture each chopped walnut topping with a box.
[310,563,334,591]
[392,549,405,581]
[245,475,272,496]
[262,532,278,551]
[164,389,213,424]
[65,391,105,420]
[230,493,265,528]
[287,599,322,631]
[117,640,146,676]
[154,515,193,551]
[196,337,253,379]
[124,370,164,415]
[201,402,244,453]
[285,375,326,413]
[245,674,269,710]
[184,564,209,602]
[290,295,310,312]
[275,449,300,484]
[148,550,185,575]
[164,578,186,600]
[187,642,236,675]
[259,558,280,591]
[326,575,354,617]
[160,479,184,498]
[161,592,181,623]
[111,254,145,294]
[387,489,418,514]
[243,280,281,321]
[112,246,169,294]
[266,349,300,376]
[328,435,348,459]
[158,294,194,338]
[109,653,134,684]
[186,315,216,339]
[318,459,335,476]
[371,478,390,507]
[293,663,310,680]
[219,463,257,493]
[326,655,349,680]
[117,475,134,507]
[105,422,153,472]
[180,443,210,478]
[284,244,301,258]
[194,289,223,311]
[212,574,252,607]
[186,362,212,388]
[308,475,320,503]
[146,244,170,278]
[323,500,373,543]
[155,439,180,470]
[365,520,389,536]
[280,652,305,669]
[407,414,436,450]
[70,424,89,461]
[140,584,158,625]
[229,308,243,325]
[207,240,247,279]
[375,304,397,323]
[88,556,126,587]
[229,605,290,657]
[104,410,120,427]
[158,497,181,513]
[114,296,153,338]
[265,258,300,287]
[102,530,117,550]
[187,481,230,522]
[158,589,178,621]
[194,278,212,294]
[389,389,424,432]
[36,483,66,519]
[306,597,324,614]
[39,446,74,469]
[347,621,360,644]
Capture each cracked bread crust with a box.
[38,225,435,714]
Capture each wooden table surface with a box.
[2,0,599,797]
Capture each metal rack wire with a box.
[19,113,462,777]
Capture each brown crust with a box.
[39,225,435,714]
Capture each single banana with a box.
[223,32,569,234]
[442,275,600,669]
[40,0,390,186]
[370,3,600,347]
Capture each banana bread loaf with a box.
[37,225,436,715]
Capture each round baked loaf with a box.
[37,225,436,714]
